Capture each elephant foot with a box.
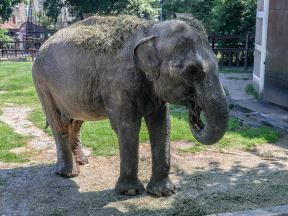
[146,177,176,197]
[115,178,145,196]
[55,162,79,178]
[73,151,89,166]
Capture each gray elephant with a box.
[32,15,229,197]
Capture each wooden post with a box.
[237,50,240,67]
[244,32,250,70]
[229,50,232,67]
[31,49,34,61]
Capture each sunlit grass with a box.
[0,121,30,163]
[0,62,38,106]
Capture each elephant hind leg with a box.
[34,84,79,178]
[68,120,89,166]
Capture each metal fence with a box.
[1,34,255,69]
[0,40,43,61]
[208,33,255,69]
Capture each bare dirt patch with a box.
[1,106,288,215]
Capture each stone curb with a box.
[208,205,288,216]
[231,101,288,133]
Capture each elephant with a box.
[32,15,229,197]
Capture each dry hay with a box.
[175,16,208,39]
[46,15,155,54]
[44,15,207,54]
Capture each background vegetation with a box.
[42,0,257,35]
[0,0,21,23]
[0,0,257,41]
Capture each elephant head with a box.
[133,20,229,145]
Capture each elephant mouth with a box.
[186,100,205,131]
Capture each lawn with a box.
[0,121,30,163]
[0,62,38,106]
[0,61,281,160]
[245,84,259,99]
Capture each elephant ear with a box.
[133,36,160,81]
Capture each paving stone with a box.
[208,204,288,216]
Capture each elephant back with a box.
[41,15,155,55]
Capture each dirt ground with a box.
[1,106,288,216]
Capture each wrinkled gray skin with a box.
[32,20,229,197]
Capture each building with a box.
[0,22,19,38]
[253,0,288,107]
[11,0,44,27]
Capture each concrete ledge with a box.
[208,205,288,216]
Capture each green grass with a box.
[220,67,252,74]
[0,62,38,106]
[227,77,250,80]
[245,84,259,99]
[28,105,281,157]
[0,121,30,163]
[181,117,280,153]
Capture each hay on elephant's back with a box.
[44,15,207,54]
[176,16,208,39]
[53,15,155,54]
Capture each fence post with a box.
[244,32,250,70]
[31,49,34,61]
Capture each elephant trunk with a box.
[187,73,229,145]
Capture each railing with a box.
[208,33,255,69]
[0,40,43,61]
[1,34,255,68]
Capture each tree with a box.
[162,0,214,32]
[211,0,257,35]
[0,29,12,41]
[43,0,63,24]
[44,0,159,23]
[123,0,160,20]
[0,0,21,23]
[162,0,256,35]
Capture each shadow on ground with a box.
[1,157,288,216]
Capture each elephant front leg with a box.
[111,116,145,196]
[144,104,176,197]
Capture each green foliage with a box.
[0,0,21,23]
[211,0,257,35]
[245,84,259,99]
[162,0,256,35]
[220,67,253,74]
[64,0,127,15]
[0,121,29,163]
[44,0,67,24]
[123,0,160,20]
[0,29,12,41]
[163,0,214,32]
[44,0,160,22]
